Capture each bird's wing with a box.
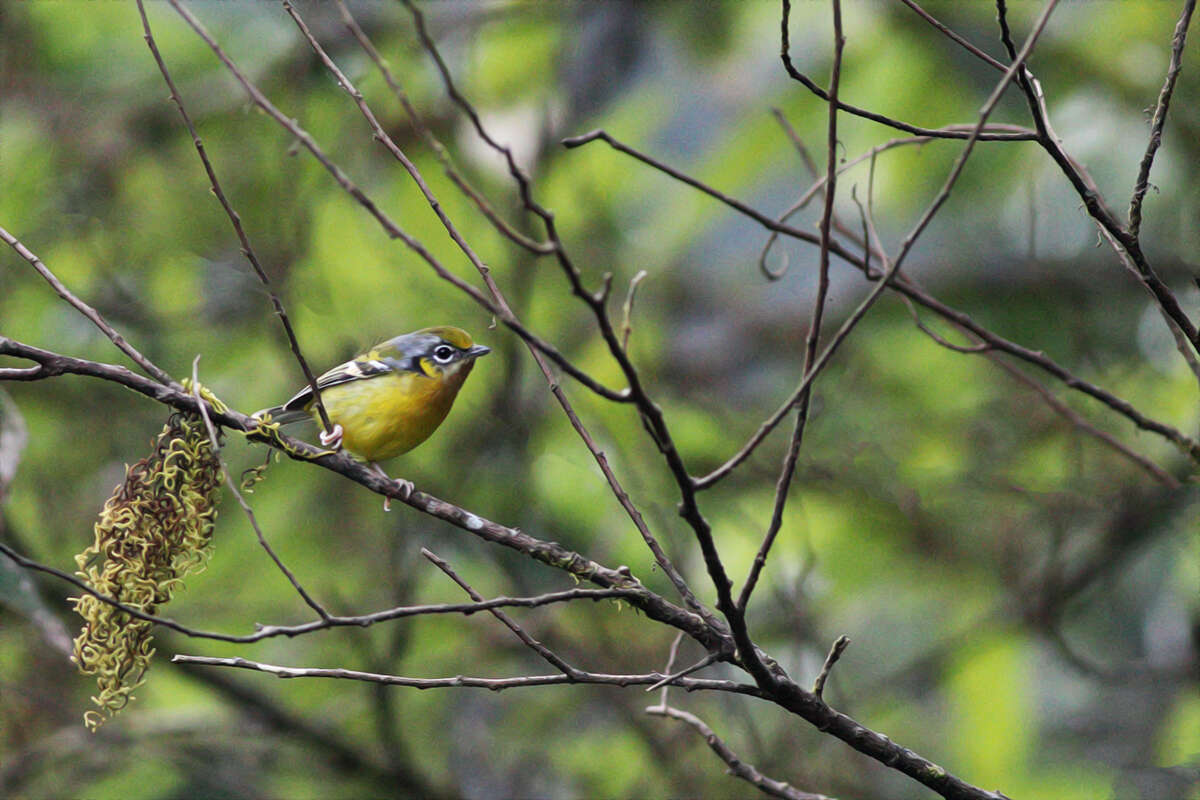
[279,355,420,413]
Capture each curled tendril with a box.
[71,399,223,731]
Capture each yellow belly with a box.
[315,371,459,462]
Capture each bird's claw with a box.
[369,462,413,511]
[383,479,414,512]
[319,423,344,450]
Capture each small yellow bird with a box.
[255,326,490,508]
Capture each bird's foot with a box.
[319,423,344,450]
[369,463,413,511]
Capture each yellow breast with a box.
[315,369,467,462]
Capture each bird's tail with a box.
[252,406,312,425]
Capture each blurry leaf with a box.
[1157,689,1200,767]
[947,634,1032,787]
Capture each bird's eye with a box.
[432,345,456,363]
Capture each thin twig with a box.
[620,270,649,352]
[899,0,1008,71]
[985,355,1180,488]
[1128,0,1195,237]
[1094,223,1200,386]
[401,0,546,212]
[904,282,1180,485]
[0,535,640,645]
[169,654,764,695]
[652,631,685,700]
[780,0,1035,142]
[334,0,552,255]
[138,0,334,434]
[422,548,579,676]
[645,704,836,800]
[995,0,1200,350]
[903,298,991,353]
[190,355,332,619]
[167,0,625,403]
[812,635,850,698]
[0,225,174,386]
[739,0,844,613]
[645,652,721,694]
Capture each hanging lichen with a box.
[71,391,223,731]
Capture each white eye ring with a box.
[432,345,456,363]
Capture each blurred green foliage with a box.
[2,1,1199,798]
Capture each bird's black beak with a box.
[466,344,491,359]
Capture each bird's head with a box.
[377,326,491,383]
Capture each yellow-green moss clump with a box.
[72,405,222,730]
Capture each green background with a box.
[2,1,1198,798]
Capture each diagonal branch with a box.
[422,548,580,677]
[780,0,1033,142]
[137,0,334,434]
[899,0,1008,72]
[984,355,1180,488]
[0,225,174,386]
[334,0,552,255]
[995,0,1200,349]
[646,703,836,800]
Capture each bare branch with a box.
[620,270,649,352]
[739,0,844,612]
[780,0,1035,142]
[0,537,640,645]
[985,356,1180,488]
[645,653,721,694]
[995,0,1200,349]
[400,0,546,213]
[812,635,850,698]
[138,0,335,434]
[0,225,173,386]
[899,0,1008,72]
[646,703,835,800]
[422,548,579,676]
[1129,0,1195,237]
[169,654,764,695]
[334,0,553,255]
[190,356,332,620]
[166,0,626,403]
